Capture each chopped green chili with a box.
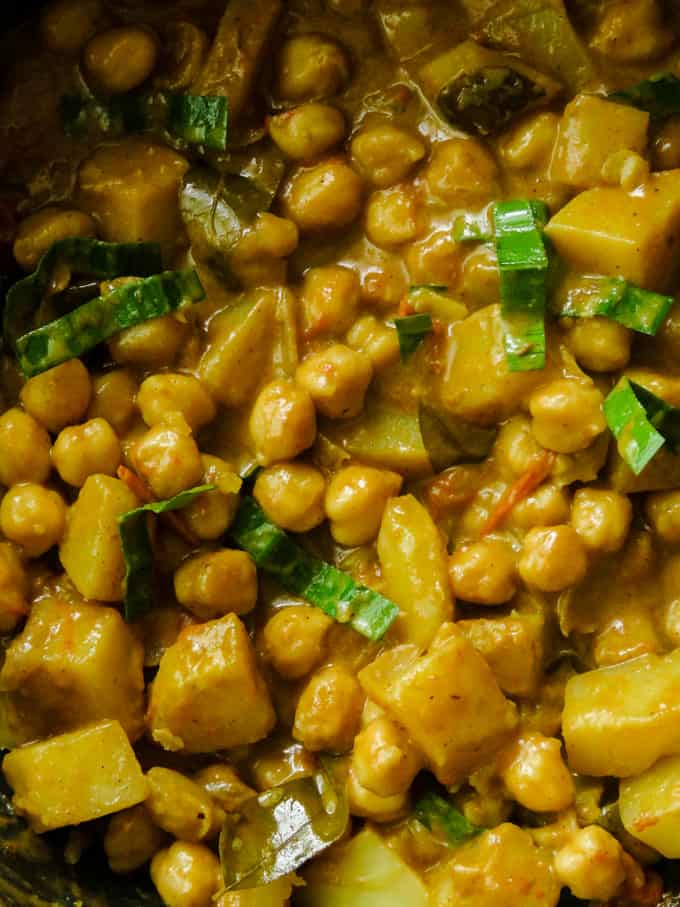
[604,377,680,475]
[394,312,433,360]
[167,94,229,150]
[556,275,672,336]
[453,212,493,243]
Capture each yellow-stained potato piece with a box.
[620,754,680,857]
[2,720,147,833]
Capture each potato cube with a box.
[148,613,276,753]
[3,720,147,833]
[563,650,680,777]
[0,597,145,743]
[550,95,649,189]
[60,474,139,602]
[545,171,680,291]
[358,623,517,785]
[457,614,544,697]
[620,755,680,858]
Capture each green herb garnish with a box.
[604,377,680,475]
[414,789,482,844]
[609,72,680,120]
[557,275,672,336]
[394,313,433,360]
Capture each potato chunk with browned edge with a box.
[148,613,275,753]
[0,597,145,743]
[359,624,517,785]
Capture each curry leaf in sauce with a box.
[609,72,680,120]
[414,789,483,845]
[418,403,497,474]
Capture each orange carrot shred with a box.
[398,296,415,317]
[480,450,556,537]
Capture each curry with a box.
[2,1,680,905]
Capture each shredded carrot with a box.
[117,465,199,546]
[397,296,415,317]
[480,450,556,537]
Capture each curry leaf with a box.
[418,403,497,473]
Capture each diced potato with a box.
[377,495,454,649]
[298,828,429,907]
[0,597,145,743]
[148,613,276,753]
[359,623,517,785]
[550,95,649,189]
[78,140,189,251]
[3,720,147,833]
[545,171,680,291]
[60,474,139,602]
[563,650,680,777]
[620,755,680,857]
[457,614,544,697]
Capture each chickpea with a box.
[646,489,680,543]
[183,456,240,541]
[137,374,216,433]
[510,484,571,530]
[459,244,500,307]
[500,112,560,171]
[499,733,574,813]
[360,262,408,310]
[554,826,626,902]
[131,417,204,499]
[174,550,257,621]
[104,804,165,874]
[405,229,462,287]
[346,315,400,370]
[146,767,217,843]
[281,159,363,232]
[347,765,408,823]
[566,317,632,372]
[325,465,402,546]
[40,0,102,55]
[653,117,680,171]
[0,543,27,634]
[231,213,299,264]
[529,379,606,454]
[0,408,51,486]
[448,539,517,605]
[351,123,426,188]
[51,418,120,487]
[296,344,373,420]
[423,138,498,206]
[0,483,66,557]
[276,33,350,102]
[572,487,632,553]
[590,0,673,64]
[299,265,360,337]
[365,184,424,248]
[254,463,326,532]
[109,315,189,369]
[20,359,92,434]
[13,208,96,272]
[84,26,159,94]
[151,842,221,907]
[192,764,256,812]
[662,557,680,646]
[88,369,137,434]
[154,21,208,92]
[217,877,294,907]
[494,416,545,478]
[249,379,316,466]
[352,718,421,798]
[293,665,363,752]
[518,525,588,592]
[262,606,333,679]
[269,103,346,159]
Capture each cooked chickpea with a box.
[347,765,408,823]
[360,262,408,310]
[296,344,373,419]
[183,456,240,541]
[88,369,138,434]
[52,418,121,487]
[276,33,350,102]
[518,525,588,592]
[662,557,680,646]
[293,664,363,752]
[365,185,424,248]
[217,877,294,907]
[554,826,626,902]
[20,359,92,434]
[653,116,680,171]
[154,21,208,92]
[346,315,400,370]
[423,138,498,206]
[109,315,189,369]
[299,265,360,337]
[193,764,256,813]
[459,244,500,307]
[494,415,546,478]
[0,483,66,557]
[84,26,159,94]
[351,123,426,188]
[448,539,517,605]
[0,543,28,634]
[405,229,462,287]
[151,842,221,907]
[352,718,421,798]
[529,379,606,454]
[104,804,165,874]
[500,112,560,170]
[590,0,673,64]
[510,484,571,530]
[231,213,299,264]
[646,489,680,543]
[254,463,326,532]
[146,767,217,843]
[13,208,96,271]
[269,103,346,159]
[281,159,363,232]
[0,408,52,486]
[249,379,316,466]
[137,374,216,433]
[572,487,632,553]
[40,0,102,54]
[131,417,204,499]
[174,550,257,621]
[566,317,632,372]
[262,606,333,679]
[499,733,574,813]
[325,465,402,546]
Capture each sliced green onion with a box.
[230,497,399,641]
[414,789,482,844]
[557,275,672,336]
[408,285,467,324]
[394,312,433,360]
[15,268,205,378]
[603,377,680,475]
[167,94,228,150]
[609,72,680,119]
[493,199,550,372]
[119,484,216,620]
[453,212,492,243]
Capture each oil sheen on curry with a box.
[4,1,680,905]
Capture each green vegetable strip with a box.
[230,497,399,641]
[167,94,229,150]
[119,485,216,620]
[493,199,550,372]
[602,377,680,474]
[4,238,162,352]
[414,790,482,844]
[557,275,672,336]
[609,72,680,119]
[16,269,205,378]
[394,313,433,360]
[453,213,492,243]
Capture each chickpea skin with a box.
[13,208,96,272]
[351,123,426,188]
[137,374,216,433]
[0,408,52,486]
[254,463,326,532]
[572,487,632,553]
[325,465,402,546]
[296,344,373,419]
[104,804,165,874]
[529,379,606,454]
[84,26,159,94]
[518,525,588,592]
[40,0,102,55]
[276,33,350,102]
[262,606,333,679]
[352,718,421,798]
[281,159,363,232]
[293,665,363,752]
[88,369,138,434]
[20,360,92,434]
[269,103,346,159]
[151,842,221,907]
[0,483,67,557]
[448,539,517,605]
[131,417,204,499]
[249,379,316,466]
[52,418,121,487]
[174,550,257,621]
[554,826,626,902]
[499,733,574,813]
